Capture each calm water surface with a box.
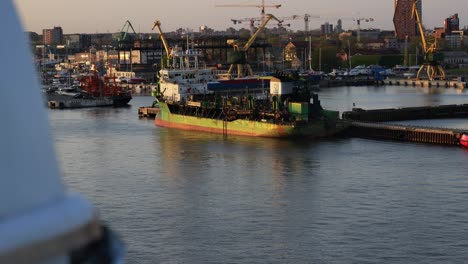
[49,85,468,264]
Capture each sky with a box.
[13,0,467,34]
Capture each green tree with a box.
[339,35,358,51]
[312,46,341,72]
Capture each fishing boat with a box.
[47,72,132,109]
[155,75,349,138]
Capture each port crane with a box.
[151,20,172,68]
[353,17,374,42]
[227,14,282,78]
[412,0,446,80]
[216,0,281,20]
[117,20,137,49]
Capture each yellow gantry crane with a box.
[151,20,172,68]
[227,14,281,78]
[412,0,446,80]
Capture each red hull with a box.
[460,134,468,147]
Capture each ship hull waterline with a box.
[155,103,348,138]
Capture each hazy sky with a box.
[13,0,467,34]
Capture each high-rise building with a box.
[42,26,63,45]
[393,0,422,40]
[335,19,343,33]
[444,14,460,34]
[321,22,333,36]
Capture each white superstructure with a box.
[158,48,215,102]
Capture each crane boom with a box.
[411,0,428,52]
[151,20,171,59]
[411,0,446,80]
[120,20,137,35]
[117,20,138,48]
[215,4,281,8]
[226,14,280,77]
[243,14,281,50]
[215,0,281,18]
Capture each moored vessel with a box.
[47,72,132,109]
[155,75,349,138]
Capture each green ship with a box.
[154,76,349,138]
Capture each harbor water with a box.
[49,85,468,264]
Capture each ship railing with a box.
[185,49,203,56]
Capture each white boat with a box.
[0,1,124,263]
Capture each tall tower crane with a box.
[227,14,282,78]
[354,17,374,42]
[232,14,320,34]
[412,0,446,80]
[216,0,281,20]
[278,14,320,32]
[231,17,264,35]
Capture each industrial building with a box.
[393,0,422,40]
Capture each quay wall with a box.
[383,79,466,89]
[348,121,464,146]
[342,105,468,146]
[342,104,468,122]
[319,79,380,88]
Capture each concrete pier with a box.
[342,105,468,146]
[383,79,466,89]
[138,107,160,118]
[342,104,468,122]
[349,121,464,146]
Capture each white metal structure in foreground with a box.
[0,1,123,263]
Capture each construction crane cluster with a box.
[353,17,374,42]
[231,14,320,33]
[216,0,281,21]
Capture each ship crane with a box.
[353,17,374,42]
[227,13,282,78]
[216,0,281,20]
[412,0,446,80]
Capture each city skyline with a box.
[13,0,467,34]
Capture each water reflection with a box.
[318,84,468,113]
[156,128,325,187]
